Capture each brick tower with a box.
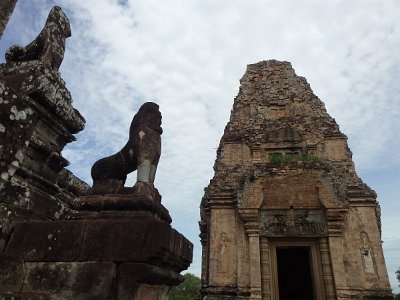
[200,60,392,300]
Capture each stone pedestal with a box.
[0,193,193,299]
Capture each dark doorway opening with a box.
[276,247,314,300]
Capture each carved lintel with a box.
[259,209,328,236]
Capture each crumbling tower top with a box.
[205,60,374,203]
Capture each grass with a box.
[238,172,256,188]
[268,153,320,163]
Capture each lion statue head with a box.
[129,102,163,137]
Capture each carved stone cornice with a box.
[325,208,347,236]
[206,191,236,210]
[198,221,208,246]
[239,208,259,235]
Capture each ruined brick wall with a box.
[200,60,392,299]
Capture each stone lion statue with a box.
[89,102,162,195]
[5,6,71,70]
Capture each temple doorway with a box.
[276,247,314,300]
[261,239,326,300]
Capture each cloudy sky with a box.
[1,0,399,292]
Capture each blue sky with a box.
[1,0,399,292]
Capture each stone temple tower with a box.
[199,60,392,300]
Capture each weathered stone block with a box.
[4,221,85,261]
[3,214,193,270]
[22,262,115,300]
[1,213,193,298]
[0,203,34,251]
[0,293,50,300]
[112,263,182,300]
[79,218,169,262]
[134,285,170,300]
[0,255,24,292]
[79,218,192,271]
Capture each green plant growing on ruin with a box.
[299,153,320,162]
[249,172,256,181]
[269,153,284,163]
[238,172,256,188]
[238,173,247,187]
[268,153,320,164]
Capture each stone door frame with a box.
[263,238,327,300]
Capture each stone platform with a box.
[1,193,193,300]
